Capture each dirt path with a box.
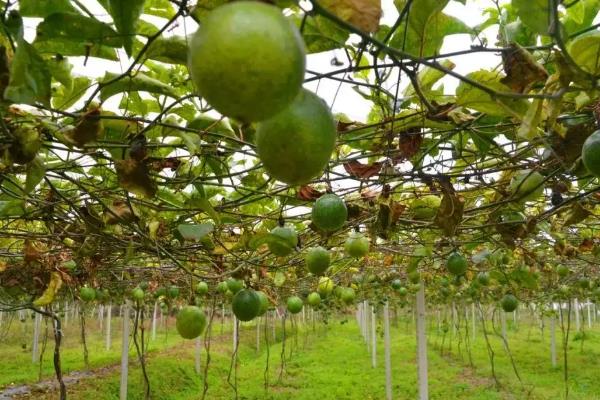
[0,322,245,400]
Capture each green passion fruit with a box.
[446,252,468,276]
[256,291,270,316]
[286,296,303,314]
[311,193,347,232]
[317,276,334,297]
[196,281,209,295]
[500,294,519,312]
[268,226,298,256]
[131,287,144,301]
[344,233,370,258]
[188,2,305,122]
[226,278,244,294]
[307,292,321,307]
[232,289,261,321]
[79,287,96,302]
[255,89,336,185]
[340,287,356,304]
[581,129,600,177]
[509,170,544,202]
[410,195,441,220]
[176,306,207,339]
[305,246,331,276]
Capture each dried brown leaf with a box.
[343,159,382,179]
[297,185,324,201]
[321,0,382,33]
[501,43,548,93]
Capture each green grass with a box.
[3,309,600,399]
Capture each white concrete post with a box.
[105,303,112,350]
[383,302,392,400]
[120,302,130,400]
[416,284,428,400]
[371,305,377,368]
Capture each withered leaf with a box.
[149,157,181,171]
[398,129,423,160]
[579,238,594,252]
[434,192,464,237]
[501,43,548,93]
[63,106,103,147]
[104,200,137,225]
[343,160,382,179]
[114,158,157,198]
[321,0,382,33]
[297,185,324,201]
[563,202,592,227]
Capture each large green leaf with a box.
[105,0,146,56]
[52,76,91,110]
[562,0,600,36]
[19,0,78,17]
[100,72,178,101]
[568,31,600,75]
[512,0,550,35]
[455,70,529,117]
[146,36,188,64]
[34,39,118,61]
[36,13,123,48]
[25,158,46,194]
[176,223,214,241]
[4,38,51,106]
[298,15,350,54]
[390,0,469,57]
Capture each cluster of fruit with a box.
[188,1,336,186]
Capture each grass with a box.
[2,306,600,399]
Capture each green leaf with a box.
[391,0,469,57]
[403,60,455,102]
[512,0,550,35]
[156,188,185,208]
[176,223,214,241]
[100,72,178,101]
[517,98,543,139]
[273,271,286,287]
[187,196,221,224]
[19,0,78,17]
[145,0,176,18]
[52,76,91,110]
[34,39,118,61]
[105,0,146,56]
[4,38,51,106]
[46,55,73,89]
[0,200,25,217]
[568,31,600,75]
[563,0,600,36]
[247,233,293,252]
[25,158,45,194]
[36,13,123,48]
[455,70,529,117]
[297,14,350,54]
[146,36,188,64]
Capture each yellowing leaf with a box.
[33,272,63,307]
[321,0,382,33]
[115,158,157,198]
[517,99,544,140]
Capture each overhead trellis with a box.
[0,0,598,322]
